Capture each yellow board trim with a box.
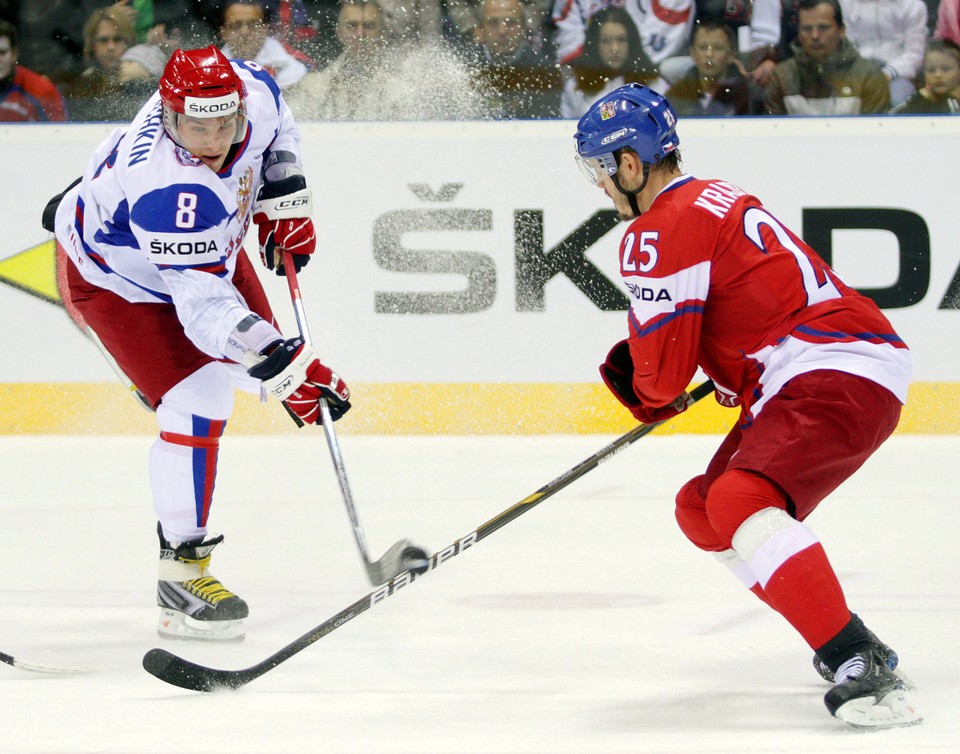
[0,382,956,435]
[0,239,58,304]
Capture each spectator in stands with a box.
[219,0,309,88]
[935,0,960,47]
[892,37,960,111]
[144,1,216,50]
[552,0,694,69]
[839,0,928,107]
[119,42,167,82]
[286,0,484,119]
[660,0,783,88]
[286,0,383,118]
[447,0,551,45]
[560,6,665,118]
[0,19,68,121]
[467,0,560,117]
[376,0,442,43]
[665,18,756,115]
[709,0,782,86]
[114,3,215,88]
[763,0,890,113]
[262,0,334,63]
[15,2,208,86]
[16,2,91,83]
[82,5,135,77]
[66,5,142,121]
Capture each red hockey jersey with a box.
[619,175,912,420]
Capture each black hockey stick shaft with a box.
[1,650,90,675]
[142,379,716,692]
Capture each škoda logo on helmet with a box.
[183,93,239,116]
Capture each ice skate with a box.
[156,523,248,643]
[824,649,922,730]
[812,629,914,689]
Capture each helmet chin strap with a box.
[612,162,650,217]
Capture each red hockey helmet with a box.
[159,45,247,117]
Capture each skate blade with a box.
[892,666,917,691]
[157,608,245,644]
[833,687,923,730]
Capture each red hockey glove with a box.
[599,339,689,425]
[253,175,315,276]
[257,217,315,275]
[632,394,690,425]
[247,338,351,425]
[714,384,741,408]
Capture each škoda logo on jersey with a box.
[626,281,672,302]
[149,239,220,256]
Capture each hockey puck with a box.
[401,545,430,574]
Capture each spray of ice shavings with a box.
[288,39,495,122]
[377,39,494,121]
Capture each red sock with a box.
[760,542,852,649]
[748,581,774,609]
[707,471,853,649]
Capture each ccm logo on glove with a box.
[275,196,309,211]
[247,338,351,425]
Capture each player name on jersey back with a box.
[693,181,747,219]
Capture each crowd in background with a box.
[1,0,958,122]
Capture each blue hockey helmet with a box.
[574,84,679,185]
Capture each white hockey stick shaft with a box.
[281,253,414,585]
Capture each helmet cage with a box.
[575,152,618,184]
[162,100,249,148]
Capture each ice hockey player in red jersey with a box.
[49,46,351,643]
[574,83,921,729]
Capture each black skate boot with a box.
[812,615,914,689]
[824,648,922,729]
[156,523,248,643]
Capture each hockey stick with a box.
[85,325,154,412]
[142,378,716,692]
[280,252,429,585]
[1,650,91,675]
[54,242,154,413]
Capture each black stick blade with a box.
[142,648,250,692]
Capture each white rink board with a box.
[1,117,959,384]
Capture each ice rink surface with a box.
[0,433,957,753]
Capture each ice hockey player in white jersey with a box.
[50,45,351,643]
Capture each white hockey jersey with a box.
[56,60,301,362]
[552,0,695,65]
